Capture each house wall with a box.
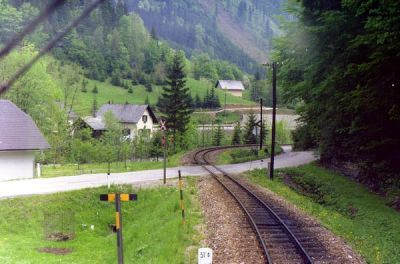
[136,109,154,135]
[121,109,155,138]
[217,84,243,97]
[227,90,243,97]
[0,150,36,181]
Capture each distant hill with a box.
[124,0,286,72]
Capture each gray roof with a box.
[216,80,245,91]
[82,116,106,131]
[0,100,50,151]
[97,104,158,123]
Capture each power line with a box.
[0,0,67,60]
[0,0,105,96]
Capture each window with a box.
[122,129,131,136]
[142,115,148,123]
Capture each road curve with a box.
[0,146,316,199]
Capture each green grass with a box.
[74,78,254,116]
[42,152,185,178]
[246,163,400,264]
[191,111,241,124]
[215,111,241,124]
[217,145,283,165]
[0,179,203,263]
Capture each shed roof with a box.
[0,100,50,151]
[96,104,158,124]
[82,116,106,131]
[215,80,245,91]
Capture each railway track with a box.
[194,145,314,264]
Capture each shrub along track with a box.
[194,146,361,264]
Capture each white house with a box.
[0,100,50,181]
[81,104,158,139]
[215,80,245,97]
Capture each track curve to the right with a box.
[194,146,314,264]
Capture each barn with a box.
[215,80,245,97]
[0,100,50,181]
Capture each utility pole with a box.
[224,88,227,122]
[270,62,277,180]
[259,98,263,151]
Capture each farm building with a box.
[79,104,158,139]
[215,80,245,97]
[0,100,50,181]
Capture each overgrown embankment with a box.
[246,164,400,263]
[0,180,203,263]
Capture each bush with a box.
[128,87,133,94]
[292,124,316,150]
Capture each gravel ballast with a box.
[198,175,366,264]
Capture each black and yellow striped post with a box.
[100,193,137,264]
[178,170,186,225]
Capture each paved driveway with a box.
[0,147,316,199]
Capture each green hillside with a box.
[74,78,254,116]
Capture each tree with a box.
[144,95,150,106]
[194,94,202,108]
[149,131,163,161]
[157,52,193,152]
[100,111,123,165]
[92,95,98,117]
[92,85,98,94]
[81,79,88,93]
[243,112,257,144]
[128,87,133,94]
[213,123,224,146]
[145,82,153,92]
[260,119,268,145]
[150,26,158,41]
[273,0,400,186]
[232,121,242,145]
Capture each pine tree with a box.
[243,112,257,144]
[81,79,88,92]
[92,85,98,94]
[210,86,220,108]
[157,52,193,152]
[203,89,210,108]
[128,87,133,94]
[194,94,202,108]
[150,26,158,41]
[145,82,153,92]
[92,95,98,117]
[213,123,224,146]
[231,121,242,145]
[260,119,268,145]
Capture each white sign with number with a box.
[198,248,212,264]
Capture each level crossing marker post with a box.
[160,119,167,184]
[178,170,186,225]
[100,193,137,264]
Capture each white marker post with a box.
[36,163,41,178]
[198,248,212,264]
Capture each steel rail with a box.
[194,146,313,264]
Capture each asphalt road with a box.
[0,146,316,199]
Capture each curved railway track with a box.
[194,145,314,264]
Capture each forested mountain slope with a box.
[124,0,285,72]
